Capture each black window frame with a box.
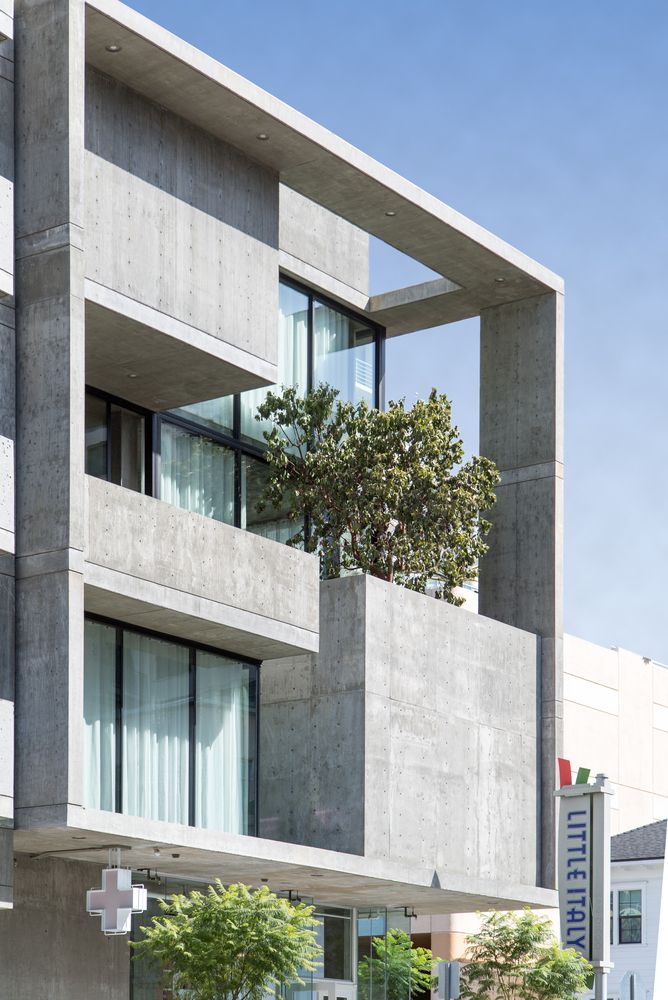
[85,276,385,537]
[84,612,260,836]
[85,385,154,496]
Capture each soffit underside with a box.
[85,0,563,329]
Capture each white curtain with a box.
[314,304,374,405]
[160,422,235,524]
[83,620,117,811]
[195,652,250,833]
[122,632,190,825]
[239,289,309,443]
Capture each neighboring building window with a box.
[618,888,642,944]
[610,886,643,945]
[83,616,258,835]
[84,278,384,540]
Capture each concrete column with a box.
[14,0,85,818]
[479,291,564,889]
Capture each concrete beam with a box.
[479,292,564,890]
[84,283,277,411]
[84,0,563,314]
[13,807,558,914]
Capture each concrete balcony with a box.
[260,574,545,897]
[84,476,319,659]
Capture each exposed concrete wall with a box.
[564,633,668,835]
[279,185,369,301]
[260,574,540,888]
[478,291,564,889]
[85,67,279,367]
[0,855,129,998]
[84,477,319,659]
[14,0,86,824]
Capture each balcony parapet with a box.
[84,476,319,659]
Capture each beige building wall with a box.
[564,633,668,835]
[421,633,668,957]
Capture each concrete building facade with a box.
[0,0,565,996]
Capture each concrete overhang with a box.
[85,0,563,331]
[15,807,558,915]
[85,281,277,411]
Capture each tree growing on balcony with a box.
[131,881,321,1000]
[256,385,498,604]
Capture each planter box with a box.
[260,573,542,889]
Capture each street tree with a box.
[358,928,440,1000]
[460,909,592,1000]
[131,881,321,1000]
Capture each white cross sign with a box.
[86,868,148,935]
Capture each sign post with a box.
[556,769,613,1000]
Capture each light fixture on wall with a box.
[152,846,161,858]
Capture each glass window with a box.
[122,630,190,826]
[239,282,309,445]
[83,619,117,812]
[109,404,145,492]
[85,393,108,480]
[241,454,300,545]
[313,300,376,406]
[313,906,353,981]
[169,394,234,437]
[83,618,259,834]
[195,651,254,835]
[618,888,642,944]
[160,422,235,524]
[85,391,145,493]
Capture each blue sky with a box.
[131,0,668,661]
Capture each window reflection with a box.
[314,300,376,406]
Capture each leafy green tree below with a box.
[460,909,593,1000]
[358,928,441,1000]
[131,881,321,1000]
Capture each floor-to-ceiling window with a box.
[84,278,384,540]
[83,616,258,834]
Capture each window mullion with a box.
[114,626,123,814]
[189,647,196,827]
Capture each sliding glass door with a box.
[83,617,258,834]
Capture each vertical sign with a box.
[556,771,613,1000]
[558,792,592,957]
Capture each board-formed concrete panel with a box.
[279,186,369,298]
[84,476,319,658]
[85,68,279,371]
[260,574,542,891]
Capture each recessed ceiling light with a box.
[105,43,122,53]
[128,372,138,378]
[256,133,269,141]
[385,210,396,217]
[72,835,87,840]
[494,277,506,284]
